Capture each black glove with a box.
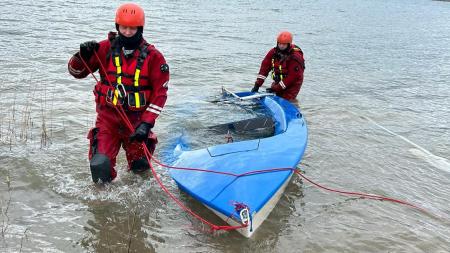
[79,40,99,60]
[129,122,153,142]
[266,88,274,93]
[251,84,259,93]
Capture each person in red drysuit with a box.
[251,31,305,101]
[68,3,169,183]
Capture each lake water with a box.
[1,0,449,252]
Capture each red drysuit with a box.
[254,45,305,100]
[68,32,169,181]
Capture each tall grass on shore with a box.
[8,93,17,151]
[0,84,52,149]
[1,171,11,238]
[39,82,50,148]
[19,85,37,143]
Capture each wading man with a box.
[68,3,169,183]
[251,31,305,101]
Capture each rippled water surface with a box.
[1,0,449,252]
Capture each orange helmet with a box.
[115,3,145,27]
[277,31,293,44]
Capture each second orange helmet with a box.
[277,31,293,44]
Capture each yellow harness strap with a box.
[134,69,141,108]
[271,58,283,81]
[113,56,122,105]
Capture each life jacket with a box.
[95,35,153,111]
[271,45,304,82]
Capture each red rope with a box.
[293,171,430,214]
[153,154,431,215]
[79,56,99,83]
[150,157,295,177]
[93,52,114,87]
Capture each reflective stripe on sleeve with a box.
[146,108,161,115]
[257,74,267,80]
[68,65,85,75]
[149,104,163,111]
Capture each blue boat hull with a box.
[170,92,308,236]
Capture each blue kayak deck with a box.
[170,92,308,221]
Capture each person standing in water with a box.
[252,31,305,101]
[68,3,169,183]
